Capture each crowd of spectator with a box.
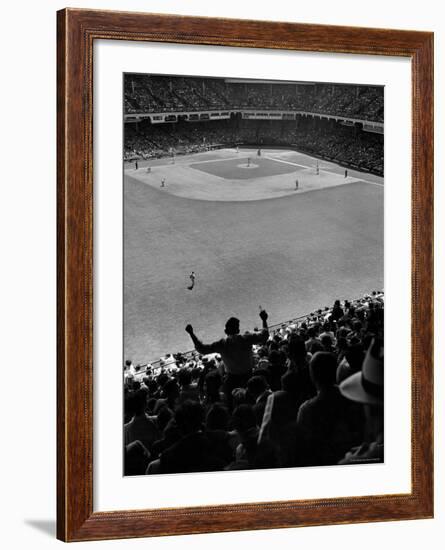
[124,291,384,475]
[292,123,384,175]
[124,75,384,123]
[124,120,240,161]
[124,118,383,175]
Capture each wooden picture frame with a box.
[57,8,434,542]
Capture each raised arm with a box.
[259,308,269,332]
[185,324,221,355]
[246,309,270,345]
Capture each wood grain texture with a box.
[57,8,434,542]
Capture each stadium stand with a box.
[124,117,383,175]
[124,74,384,176]
[124,291,384,474]
[125,76,383,122]
[123,76,384,176]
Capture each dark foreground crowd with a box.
[124,293,384,475]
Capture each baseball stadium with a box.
[124,75,383,365]
[123,75,384,475]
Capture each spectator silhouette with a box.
[338,338,384,464]
[124,389,160,452]
[159,401,228,474]
[297,352,362,465]
[185,310,269,409]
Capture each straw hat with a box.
[339,338,383,406]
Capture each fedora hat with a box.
[339,338,383,406]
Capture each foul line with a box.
[263,155,308,170]
[188,155,244,165]
[353,179,384,187]
[264,154,384,187]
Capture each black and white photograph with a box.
[123,74,384,476]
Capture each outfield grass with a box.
[124,148,383,363]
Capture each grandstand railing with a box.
[131,293,383,373]
[136,313,310,371]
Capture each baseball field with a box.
[124,147,383,364]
